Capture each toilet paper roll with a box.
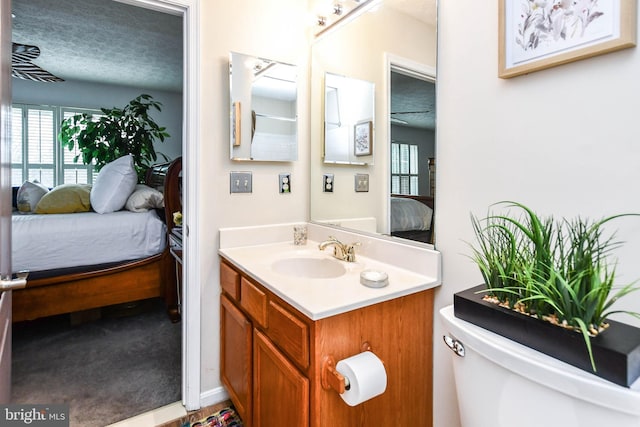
[335,351,387,406]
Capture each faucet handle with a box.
[345,242,361,251]
[344,242,361,262]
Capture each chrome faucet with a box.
[318,236,360,262]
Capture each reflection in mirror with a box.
[229,52,298,161]
[310,0,437,245]
[324,72,375,165]
[389,68,436,245]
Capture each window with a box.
[11,104,101,187]
[391,142,419,195]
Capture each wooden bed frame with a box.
[12,157,182,323]
[390,194,435,244]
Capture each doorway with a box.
[7,0,201,417]
[387,56,436,246]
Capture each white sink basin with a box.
[271,257,346,279]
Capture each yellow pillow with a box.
[35,184,92,214]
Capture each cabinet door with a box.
[221,295,252,425]
[254,330,309,427]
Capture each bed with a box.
[10,156,182,323]
[390,194,434,244]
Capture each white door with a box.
[0,0,26,404]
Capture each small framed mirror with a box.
[323,72,375,165]
[229,52,298,161]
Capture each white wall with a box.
[198,0,310,394]
[435,2,640,426]
[12,78,183,160]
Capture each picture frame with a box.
[354,120,373,156]
[499,0,637,79]
[232,101,241,146]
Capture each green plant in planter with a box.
[59,94,170,182]
[469,201,640,371]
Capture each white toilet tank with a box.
[440,305,640,427]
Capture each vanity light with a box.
[314,0,377,37]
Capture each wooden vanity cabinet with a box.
[219,258,435,427]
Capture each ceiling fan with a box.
[11,42,64,83]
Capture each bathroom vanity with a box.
[218,223,441,427]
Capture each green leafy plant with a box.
[59,94,170,182]
[469,201,640,371]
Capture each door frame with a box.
[114,0,201,410]
[0,0,12,404]
[385,53,436,244]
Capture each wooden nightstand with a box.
[169,227,183,315]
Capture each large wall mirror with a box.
[310,0,437,245]
[229,51,298,161]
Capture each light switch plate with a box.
[323,174,334,193]
[355,173,369,192]
[230,171,252,193]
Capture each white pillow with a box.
[125,184,164,212]
[90,155,138,214]
[16,181,49,214]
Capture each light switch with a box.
[355,173,369,192]
[230,171,252,193]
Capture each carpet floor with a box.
[11,298,181,426]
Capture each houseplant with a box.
[455,201,640,386]
[59,94,170,182]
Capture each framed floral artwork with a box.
[499,0,636,78]
[354,120,373,156]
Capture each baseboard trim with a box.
[107,401,187,427]
[199,386,230,409]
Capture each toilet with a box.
[440,305,640,427]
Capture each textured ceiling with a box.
[12,0,183,92]
[391,71,436,130]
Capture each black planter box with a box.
[454,284,640,387]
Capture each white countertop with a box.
[219,239,440,320]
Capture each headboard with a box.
[145,156,182,230]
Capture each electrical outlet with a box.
[323,174,334,193]
[355,173,369,192]
[230,171,252,193]
[279,173,291,193]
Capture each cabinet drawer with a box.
[267,301,309,369]
[241,277,268,328]
[220,261,240,301]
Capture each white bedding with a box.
[390,197,433,232]
[12,210,167,273]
